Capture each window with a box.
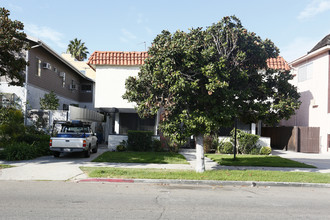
[81,84,92,93]
[298,62,313,82]
[63,104,69,110]
[36,59,42,76]
[119,113,155,135]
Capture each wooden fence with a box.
[261,126,320,153]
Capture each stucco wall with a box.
[27,84,79,110]
[95,65,140,109]
[281,52,330,153]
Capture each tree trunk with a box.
[195,134,205,172]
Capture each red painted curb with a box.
[79,178,134,183]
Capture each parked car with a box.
[49,120,98,158]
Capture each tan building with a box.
[61,53,96,80]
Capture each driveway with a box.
[0,146,108,181]
[272,150,330,171]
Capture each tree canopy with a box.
[66,38,89,61]
[0,7,29,86]
[124,16,300,144]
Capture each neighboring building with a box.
[61,53,96,80]
[280,34,330,154]
[0,36,95,112]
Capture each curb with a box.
[77,178,330,188]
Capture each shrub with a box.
[116,144,127,152]
[3,142,37,161]
[219,141,233,154]
[249,147,261,155]
[260,146,272,155]
[231,129,260,154]
[151,139,162,152]
[127,130,153,151]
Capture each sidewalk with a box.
[1,146,330,182]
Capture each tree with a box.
[0,7,29,86]
[66,38,89,61]
[40,91,59,110]
[123,16,300,172]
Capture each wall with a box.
[95,65,140,109]
[281,52,329,153]
[28,48,93,105]
[27,84,79,110]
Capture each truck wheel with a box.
[53,152,60,158]
[84,147,91,158]
[92,143,98,153]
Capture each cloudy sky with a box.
[2,0,330,62]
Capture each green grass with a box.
[205,154,316,168]
[92,151,189,164]
[0,164,13,169]
[80,167,330,184]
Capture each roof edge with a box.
[26,35,94,82]
[290,45,330,66]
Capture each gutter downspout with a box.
[24,50,29,126]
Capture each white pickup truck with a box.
[49,120,98,158]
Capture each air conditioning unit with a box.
[70,84,77,90]
[59,72,65,78]
[42,62,51,70]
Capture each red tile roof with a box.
[267,56,290,71]
[87,51,148,66]
[88,51,290,71]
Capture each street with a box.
[0,181,329,219]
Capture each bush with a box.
[151,139,163,152]
[260,146,272,155]
[231,129,260,154]
[116,144,127,152]
[3,142,37,161]
[127,130,153,151]
[219,141,233,154]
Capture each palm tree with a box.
[66,38,89,61]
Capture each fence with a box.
[261,126,320,153]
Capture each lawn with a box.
[92,151,189,164]
[80,167,330,184]
[0,164,13,169]
[205,154,316,168]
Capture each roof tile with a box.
[88,51,290,71]
[87,51,148,66]
[266,56,290,71]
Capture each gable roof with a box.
[27,36,94,82]
[87,51,148,67]
[309,34,330,54]
[88,51,290,71]
[267,56,290,71]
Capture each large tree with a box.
[0,7,29,86]
[66,38,89,61]
[123,16,300,172]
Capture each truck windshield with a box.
[61,126,90,133]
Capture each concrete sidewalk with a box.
[1,146,330,181]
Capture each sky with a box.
[2,0,330,62]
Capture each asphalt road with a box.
[1,181,330,220]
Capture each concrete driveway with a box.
[0,146,108,181]
[272,150,330,171]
